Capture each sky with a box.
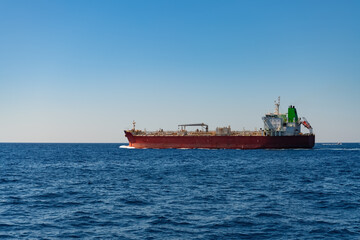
[0,0,359,143]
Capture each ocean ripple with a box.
[0,143,359,239]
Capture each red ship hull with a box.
[124,131,315,149]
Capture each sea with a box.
[0,143,359,239]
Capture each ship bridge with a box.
[262,97,314,136]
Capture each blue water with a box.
[1,143,360,239]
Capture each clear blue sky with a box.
[0,0,359,143]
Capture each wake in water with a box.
[317,148,360,151]
[119,145,135,149]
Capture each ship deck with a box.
[131,130,264,137]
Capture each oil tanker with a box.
[124,97,315,149]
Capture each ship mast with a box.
[274,96,280,115]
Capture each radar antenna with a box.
[274,96,280,115]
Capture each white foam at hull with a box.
[119,145,135,149]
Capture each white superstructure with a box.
[262,97,312,136]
